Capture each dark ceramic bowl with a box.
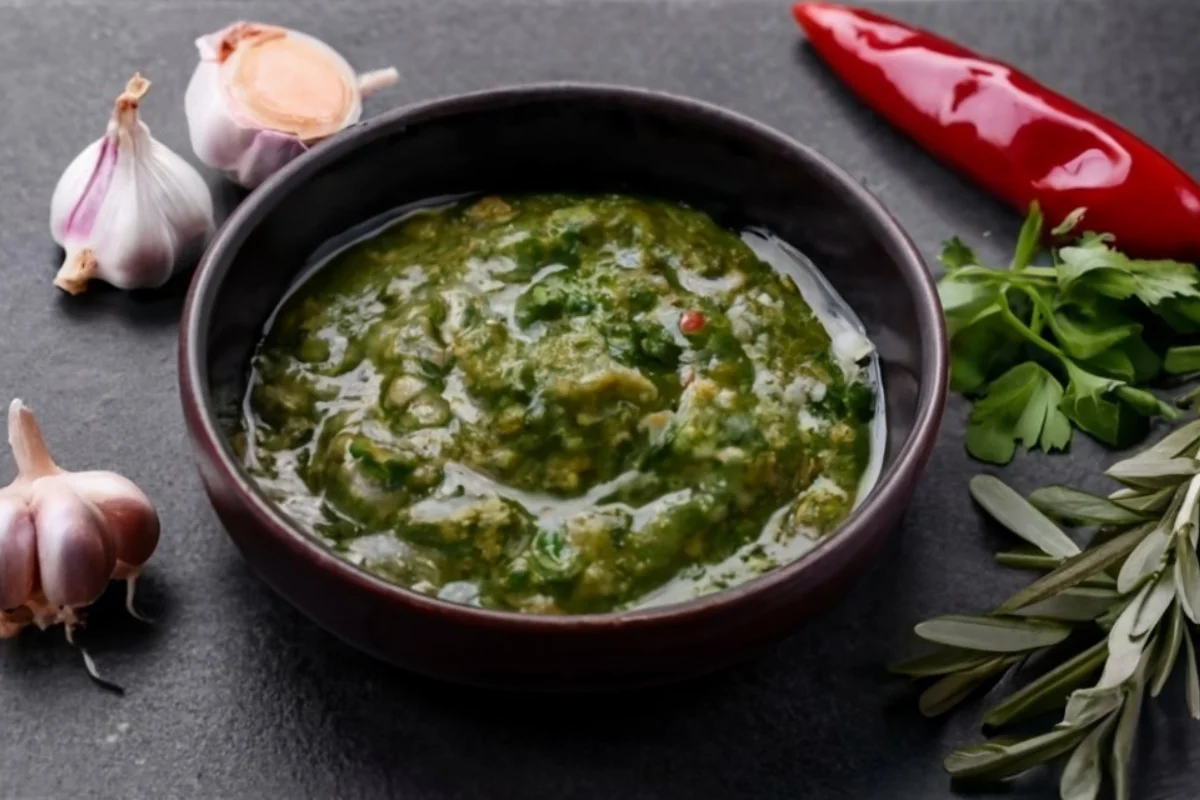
[179,84,947,690]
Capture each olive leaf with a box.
[944,725,1091,781]
[970,476,1081,559]
[890,647,994,678]
[1117,527,1171,594]
[918,656,1019,718]
[1132,569,1176,638]
[1150,603,1185,697]
[1100,594,1151,689]
[915,615,1073,653]
[1176,384,1200,411]
[1186,630,1200,719]
[905,420,1200,795]
[997,524,1151,615]
[1060,713,1116,800]
[1063,685,1124,727]
[983,640,1107,729]
[995,550,1061,572]
[1029,486,1150,525]
[1104,457,1200,489]
[1096,602,1125,633]
[1114,417,1200,465]
[1011,587,1119,622]
[942,738,1017,775]
[1110,680,1145,800]
[1110,485,1176,514]
[1173,537,1200,623]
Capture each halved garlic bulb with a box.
[185,22,399,188]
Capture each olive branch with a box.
[894,418,1200,799]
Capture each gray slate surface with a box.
[1,0,1199,797]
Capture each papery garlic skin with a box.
[186,22,398,188]
[50,74,215,295]
[0,400,160,637]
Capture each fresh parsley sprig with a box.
[939,204,1200,464]
[894,419,1200,799]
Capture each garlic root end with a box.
[124,575,152,623]
[54,249,98,295]
[73,637,125,694]
[7,400,59,479]
[356,67,399,98]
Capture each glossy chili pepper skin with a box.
[793,3,1200,260]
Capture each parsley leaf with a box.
[1077,336,1160,384]
[1046,306,1140,361]
[950,309,1023,394]
[966,363,1071,464]
[1060,362,1127,446]
[1157,296,1200,333]
[938,276,1000,337]
[1057,245,1200,306]
[1050,207,1087,237]
[940,237,980,269]
[1117,336,1163,383]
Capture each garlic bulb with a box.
[0,400,160,639]
[50,74,215,296]
[185,22,399,189]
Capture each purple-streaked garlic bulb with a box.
[49,74,215,295]
[0,400,159,639]
[185,22,398,189]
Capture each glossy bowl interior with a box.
[180,84,947,690]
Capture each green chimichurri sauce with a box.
[238,194,877,614]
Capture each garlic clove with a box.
[0,494,37,610]
[7,399,60,482]
[60,471,159,572]
[29,478,116,608]
[50,74,215,295]
[186,22,398,189]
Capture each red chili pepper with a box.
[792,3,1200,260]
[679,310,706,334]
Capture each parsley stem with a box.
[1022,267,1057,279]
[997,290,1066,363]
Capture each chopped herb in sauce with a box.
[241,194,876,614]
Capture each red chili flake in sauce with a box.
[679,310,706,335]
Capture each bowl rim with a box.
[180,81,948,631]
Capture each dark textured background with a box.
[1,0,1198,797]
